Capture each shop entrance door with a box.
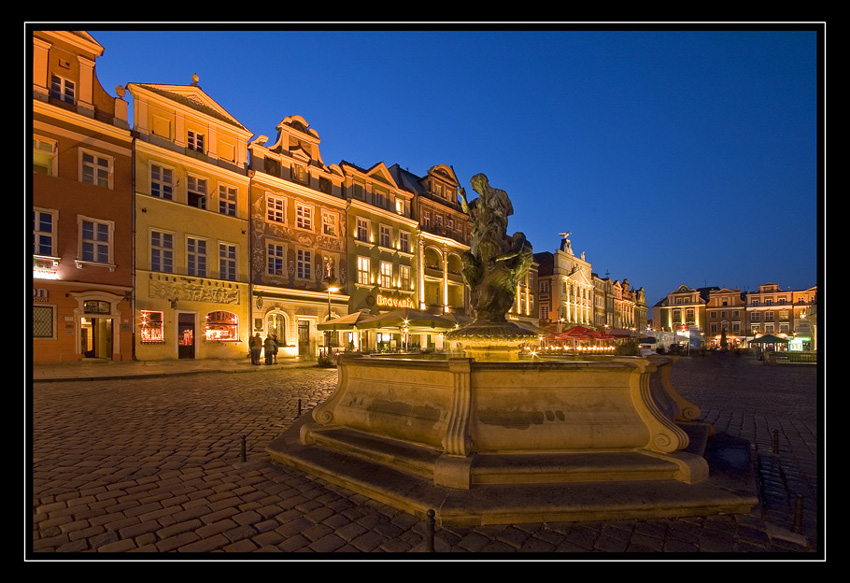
[80,317,113,359]
[178,313,195,359]
[297,320,311,357]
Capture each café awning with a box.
[316,310,374,331]
[750,334,789,344]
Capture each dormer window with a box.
[187,131,205,153]
[292,165,307,184]
[50,75,75,104]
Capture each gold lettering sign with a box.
[376,295,415,309]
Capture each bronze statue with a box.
[458,174,533,323]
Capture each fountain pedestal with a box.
[267,353,757,525]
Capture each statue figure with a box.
[559,232,572,255]
[458,173,533,323]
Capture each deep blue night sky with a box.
[84,26,822,306]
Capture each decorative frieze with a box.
[148,273,240,304]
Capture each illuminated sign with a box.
[376,294,415,309]
[33,288,49,302]
[33,257,59,279]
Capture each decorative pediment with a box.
[129,81,249,132]
[366,162,399,189]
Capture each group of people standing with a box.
[249,333,279,365]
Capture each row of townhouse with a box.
[31,30,480,363]
[651,283,818,350]
[534,233,648,334]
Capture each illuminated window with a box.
[151,164,173,200]
[380,261,392,288]
[205,310,238,341]
[83,300,110,314]
[291,164,307,184]
[266,194,286,223]
[187,237,207,277]
[219,184,237,216]
[33,137,57,175]
[139,310,164,343]
[356,218,370,242]
[151,231,173,272]
[187,175,207,209]
[80,218,111,264]
[357,256,370,285]
[267,243,285,276]
[219,243,237,281]
[50,74,75,104]
[296,203,313,230]
[33,210,55,256]
[380,225,391,248]
[296,249,311,280]
[322,211,338,236]
[81,151,112,189]
[187,130,205,153]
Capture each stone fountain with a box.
[267,174,758,526]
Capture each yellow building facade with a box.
[248,116,349,358]
[128,78,253,360]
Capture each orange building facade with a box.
[32,31,134,362]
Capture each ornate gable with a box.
[130,79,249,132]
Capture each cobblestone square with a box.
[29,355,821,557]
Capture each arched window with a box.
[204,311,238,341]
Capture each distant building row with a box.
[651,283,818,350]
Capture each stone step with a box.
[268,419,760,526]
[307,426,442,481]
[471,451,683,485]
[304,425,689,485]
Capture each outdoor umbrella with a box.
[356,308,455,330]
[317,311,375,331]
[558,326,595,340]
[750,334,789,344]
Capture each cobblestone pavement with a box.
[28,355,823,559]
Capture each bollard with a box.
[772,429,779,454]
[425,509,435,552]
[241,435,247,462]
[792,493,804,534]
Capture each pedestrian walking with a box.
[272,334,279,364]
[250,333,262,365]
[264,334,276,365]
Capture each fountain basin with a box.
[267,353,757,525]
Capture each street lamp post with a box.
[324,277,339,357]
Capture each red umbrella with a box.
[558,326,595,340]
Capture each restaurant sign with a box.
[376,294,415,309]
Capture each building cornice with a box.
[33,100,132,144]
